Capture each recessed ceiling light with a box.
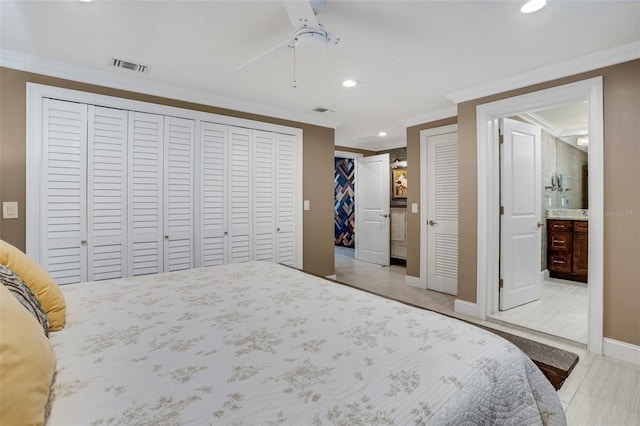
[342,79,358,88]
[378,131,387,137]
[521,0,546,14]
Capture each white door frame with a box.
[416,124,459,289]
[475,77,604,353]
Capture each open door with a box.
[355,154,390,265]
[500,118,542,310]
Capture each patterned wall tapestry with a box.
[334,157,355,248]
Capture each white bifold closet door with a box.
[42,100,129,284]
[128,112,165,276]
[42,99,89,284]
[251,130,297,265]
[163,117,195,272]
[87,106,128,281]
[253,130,276,261]
[228,127,253,263]
[128,112,195,276]
[275,133,297,266]
[199,122,227,266]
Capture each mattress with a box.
[47,261,566,425]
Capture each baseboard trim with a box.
[326,274,337,280]
[454,299,478,318]
[541,269,550,280]
[603,338,640,365]
[405,275,424,289]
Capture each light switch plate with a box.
[303,200,310,211]
[2,202,18,219]
[411,203,418,213]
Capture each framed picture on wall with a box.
[392,168,408,200]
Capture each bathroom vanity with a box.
[546,210,588,283]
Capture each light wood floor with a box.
[334,248,640,425]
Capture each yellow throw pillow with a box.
[0,240,66,331]
[0,284,57,425]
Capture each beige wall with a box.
[0,67,336,277]
[407,59,640,346]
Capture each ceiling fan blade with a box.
[233,38,292,71]
[283,0,320,29]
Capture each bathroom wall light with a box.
[521,0,546,14]
[576,135,589,146]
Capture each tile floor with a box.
[489,278,588,344]
[334,248,640,426]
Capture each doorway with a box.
[492,107,590,344]
[475,77,603,353]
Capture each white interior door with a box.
[500,118,542,310]
[426,131,458,295]
[355,153,390,265]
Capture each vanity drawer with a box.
[549,252,572,273]
[548,220,573,232]
[574,221,589,233]
[549,232,572,251]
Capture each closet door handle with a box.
[428,220,438,226]
[165,235,169,240]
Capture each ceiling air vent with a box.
[313,107,330,113]
[111,57,150,74]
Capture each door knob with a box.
[380,214,389,218]
[428,220,437,226]
[537,221,544,228]
[165,235,169,240]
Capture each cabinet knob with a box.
[165,235,169,240]
[277,228,281,231]
[81,240,87,245]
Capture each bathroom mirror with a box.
[545,134,589,209]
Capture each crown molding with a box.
[0,49,342,129]
[446,40,640,104]
[399,106,457,128]
[519,112,588,138]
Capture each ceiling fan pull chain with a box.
[292,43,297,88]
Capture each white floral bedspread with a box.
[47,261,565,425]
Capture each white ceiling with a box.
[1,0,639,150]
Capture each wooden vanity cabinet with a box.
[547,219,588,283]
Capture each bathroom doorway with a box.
[476,77,603,353]
[491,101,590,344]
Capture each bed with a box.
[46,261,566,425]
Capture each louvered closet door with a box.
[87,106,128,281]
[228,127,252,263]
[128,112,164,276]
[200,122,228,266]
[426,131,458,295]
[275,133,297,266]
[253,130,276,261]
[164,117,195,272]
[42,99,88,284]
